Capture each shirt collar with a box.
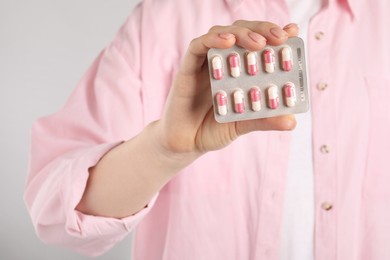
[224,0,244,11]
[224,0,361,19]
[339,0,361,20]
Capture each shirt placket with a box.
[308,2,338,260]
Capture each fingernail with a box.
[270,27,288,39]
[219,33,235,40]
[283,23,298,30]
[248,32,266,43]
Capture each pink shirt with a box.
[24,0,390,259]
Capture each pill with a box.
[228,53,240,78]
[263,49,275,73]
[246,52,258,76]
[215,91,228,115]
[283,82,297,107]
[281,47,293,71]
[233,89,245,113]
[212,55,223,80]
[249,87,261,112]
[267,85,279,109]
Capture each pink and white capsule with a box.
[249,87,261,112]
[228,53,240,78]
[233,89,245,113]
[246,52,258,76]
[263,49,275,73]
[281,47,293,71]
[215,91,228,115]
[267,85,279,109]
[283,82,297,107]
[212,55,223,80]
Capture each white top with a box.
[280,0,322,259]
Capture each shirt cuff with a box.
[60,142,158,239]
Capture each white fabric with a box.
[280,0,322,260]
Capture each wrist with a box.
[141,121,202,173]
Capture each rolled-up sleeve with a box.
[24,4,156,257]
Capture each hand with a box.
[77,22,299,218]
[155,21,299,156]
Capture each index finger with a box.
[179,32,236,76]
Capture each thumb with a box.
[235,115,297,136]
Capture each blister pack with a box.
[207,37,309,123]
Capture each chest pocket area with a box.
[362,75,390,200]
[359,76,390,257]
[365,75,390,174]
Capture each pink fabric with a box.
[24,0,390,259]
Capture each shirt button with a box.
[321,202,333,211]
[320,145,330,154]
[317,82,328,91]
[315,31,325,40]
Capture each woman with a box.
[25,0,390,259]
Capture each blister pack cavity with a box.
[207,37,310,123]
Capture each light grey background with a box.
[0,0,141,259]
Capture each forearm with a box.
[76,121,199,218]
